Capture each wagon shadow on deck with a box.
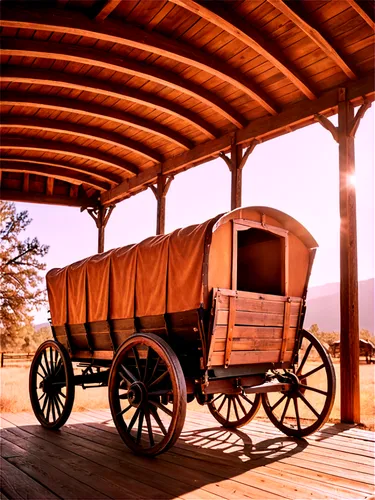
[2,417,308,500]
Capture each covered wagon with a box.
[30,207,336,456]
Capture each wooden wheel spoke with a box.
[147,356,160,384]
[41,393,49,413]
[117,404,132,418]
[51,396,57,422]
[297,391,320,419]
[280,396,291,425]
[53,359,63,376]
[148,369,169,389]
[299,384,328,396]
[55,393,64,415]
[37,371,45,379]
[232,397,240,420]
[38,392,46,402]
[211,394,225,404]
[143,347,150,383]
[49,347,55,374]
[150,406,167,435]
[120,364,137,385]
[43,351,51,375]
[38,360,48,378]
[136,411,144,444]
[217,395,227,413]
[271,394,287,412]
[297,342,313,375]
[300,363,325,379]
[145,409,155,447]
[118,393,129,400]
[58,390,66,399]
[45,397,52,421]
[235,395,247,415]
[226,397,231,421]
[293,397,301,431]
[132,347,142,381]
[240,393,255,406]
[149,400,173,417]
[127,407,140,433]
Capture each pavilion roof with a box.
[0,0,374,208]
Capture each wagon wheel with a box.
[208,392,261,428]
[262,330,336,437]
[29,340,75,429]
[108,333,187,456]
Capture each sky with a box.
[12,107,374,325]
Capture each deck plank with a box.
[1,410,374,500]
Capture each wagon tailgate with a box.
[208,289,303,367]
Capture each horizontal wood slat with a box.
[216,309,299,328]
[213,325,296,340]
[210,350,294,366]
[212,338,295,353]
[217,294,301,314]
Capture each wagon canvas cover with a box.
[46,207,317,328]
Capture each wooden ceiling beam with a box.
[1,156,119,187]
[0,88,192,149]
[0,7,278,115]
[0,137,139,176]
[0,161,110,191]
[169,0,316,100]
[346,0,375,30]
[267,0,357,80]
[1,37,235,133]
[0,115,162,164]
[94,0,122,21]
[101,72,375,205]
[0,189,96,208]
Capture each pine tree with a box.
[0,202,49,350]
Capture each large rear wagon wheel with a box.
[109,333,187,456]
[208,392,261,428]
[262,330,336,437]
[29,340,75,429]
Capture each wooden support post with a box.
[220,139,259,210]
[316,92,372,424]
[150,175,173,235]
[87,205,115,253]
[338,88,360,423]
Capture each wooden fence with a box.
[0,352,35,368]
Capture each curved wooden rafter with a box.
[169,0,317,99]
[0,137,139,176]
[0,86,192,151]
[267,0,357,80]
[0,7,279,115]
[0,66,211,143]
[0,37,246,130]
[0,156,122,186]
[0,160,110,192]
[0,115,162,164]
[94,0,122,21]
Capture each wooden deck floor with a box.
[1,409,374,500]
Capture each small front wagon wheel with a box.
[262,330,336,437]
[208,392,261,428]
[29,340,75,429]
[109,333,187,456]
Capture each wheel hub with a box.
[128,382,147,407]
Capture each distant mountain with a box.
[34,322,50,331]
[305,278,374,333]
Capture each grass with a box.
[1,360,374,429]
